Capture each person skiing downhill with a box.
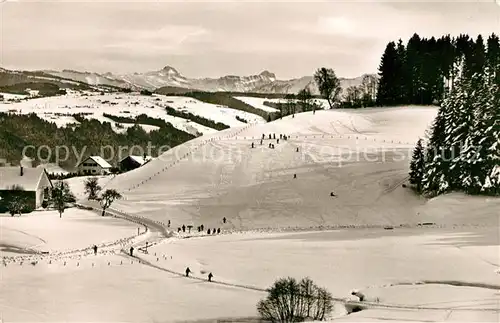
[93,245,98,255]
[208,272,213,282]
[130,246,134,257]
[223,217,226,224]
[185,267,191,277]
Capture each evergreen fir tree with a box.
[377,42,400,106]
[486,33,500,84]
[422,107,448,195]
[456,71,489,193]
[442,58,475,190]
[471,66,500,195]
[396,39,407,103]
[469,35,486,78]
[405,33,423,104]
[409,138,425,192]
[422,59,465,195]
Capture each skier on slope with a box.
[130,246,134,257]
[185,267,191,277]
[208,272,213,282]
[93,245,98,255]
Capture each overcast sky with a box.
[1,0,499,79]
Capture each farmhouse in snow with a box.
[0,166,53,213]
[119,154,152,172]
[77,156,112,175]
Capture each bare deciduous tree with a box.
[49,181,76,218]
[314,68,342,109]
[297,87,314,112]
[257,277,334,322]
[98,189,122,216]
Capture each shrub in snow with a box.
[257,277,333,322]
[84,177,102,200]
[409,138,425,192]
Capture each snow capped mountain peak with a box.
[259,70,276,80]
[160,66,180,76]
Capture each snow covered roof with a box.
[79,156,113,168]
[120,155,152,166]
[0,167,52,191]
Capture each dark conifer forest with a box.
[404,33,500,196]
[376,33,500,106]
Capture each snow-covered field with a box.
[1,106,499,322]
[235,96,331,112]
[0,92,265,136]
[0,92,28,101]
[0,209,139,256]
[159,95,266,125]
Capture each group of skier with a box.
[253,133,290,149]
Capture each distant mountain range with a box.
[42,66,377,94]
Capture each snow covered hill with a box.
[0,91,266,136]
[105,106,453,230]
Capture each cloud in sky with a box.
[0,0,499,79]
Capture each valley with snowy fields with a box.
[0,91,267,137]
[2,106,499,322]
[2,1,500,321]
